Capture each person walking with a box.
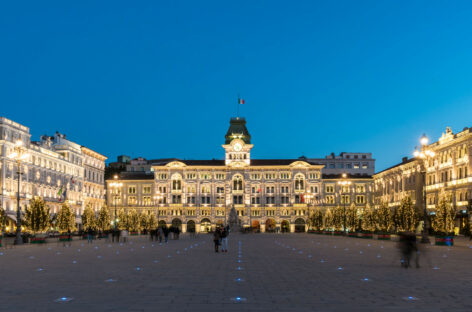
[87,227,93,244]
[213,227,222,253]
[221,226,229,252]
[163,226,169,244]
[157,226,162,243]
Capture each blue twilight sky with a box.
[1,1,472,171]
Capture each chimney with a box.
[402,157,408,163]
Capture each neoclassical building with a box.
[373,126,472,233]
[107,117,374,233]
[0,117,107,230]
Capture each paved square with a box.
[1,234,472,311]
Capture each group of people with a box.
[213,226,229,253]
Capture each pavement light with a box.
[308,255,312,258]
[361,278,370,282]
[236,267,243,270]
[55,297,73,303]
[334,246,337,248]
[235,278,244,282]
[153,260,159,263]
[72,260,77,264]
[29,256,35,259]
[105,279,117,283]
[0,253,3,256]
[77,249,81,252]
[97,256,102,259]
[403,296,419,301]
[433,266,440,270]
[377,254,381,258]
[359,251,363,254]
[168,255,172,258]
[337,267,343,271]
[298,251,303,254]
[136,267,141,271]
[116,251,120,255]
[231,297,246,302]
[37,268,44,271]
[320,260,326,263]
[184,248,187,251]
[367,244,371,247]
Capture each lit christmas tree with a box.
[81,204,97,230]
[394,196,417,232]
[361,204,376,232]
[127,209,140,232]
[97,206,111,231]
[24,197,50,234]
[323,208,334,230]
[346,203,359,232]
[375,201,392,233]
[432,194,456,236]
[332,205,344,231]
[308,207,323,231]
[56,202,76,233]
[117,208,128,230]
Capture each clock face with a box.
[233,143,242,152]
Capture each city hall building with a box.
[107,117,374,233]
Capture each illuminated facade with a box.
[0,117,107,228]
[107,117,374,233]
[373,126,472,232]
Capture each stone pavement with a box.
[0,233,472,312]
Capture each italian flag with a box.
[238,98,245,105]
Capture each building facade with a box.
[0,117,107,230]
[107,117,374,233]
[373,126,472,232]
[308,152,375,176]
[373,157,424,210]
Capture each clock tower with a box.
[222,117,253,166]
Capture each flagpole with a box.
[237,95,240,118]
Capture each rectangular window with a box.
[216,187,225,193]
[341,195,350,204]
[201,196,211,204]
[143,185,152,194]
[158,186,167,193]
[251,173,261,180]
[356,195,365,204]
[157,173,167,180]
[309,172,319,179]
[354,163,360,169]
[172,195,181,204]
[186,173,196,179]
[186,209,196,216]
[326,195,335,204]
[356,184,366,193]
[265,172,276,180]
[215,173,226,180]
[325,185,335,193]
[233,195,243,205]
[216,196,225,204]
[128,186,136,194]
[143,196,152,205]
[200,172,211,180]
[280,172,291,179]
[128,196,137,205]
[362,163,368,169]
[346,163,352,169]
[187,186,196,193]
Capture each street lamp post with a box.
[8,140,29,245]
[414,133,436,244]
[338,173,351,235]
[109,175,122,231]
[154,192,162,226]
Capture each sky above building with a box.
[1,1,472,171]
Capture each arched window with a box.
[171,174,182,191]
[294,174,305,191]
[233,175,243,191]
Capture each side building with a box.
[0,117,107,231]
[107,117,374,233]
[373,126,472,233]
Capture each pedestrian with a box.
[157,227,162,243]
[87,227,93,244]
[221,226,229,252]
[398,232,419,268]
[213,227,222,253]
[163,226,169,244]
